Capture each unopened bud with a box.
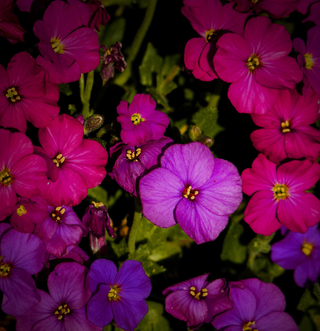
[188,125,201,141]
[84,115,104,135]
[197,135,214,148]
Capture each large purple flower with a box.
[271,225,320,287]
[212,278,298,331]
[214,16,303,114]
[139,142,242,244]
[86,259,151,331]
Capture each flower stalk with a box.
[128,197,142,255]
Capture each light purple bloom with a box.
[86,259,151,331]
[271,225,320,287]
[212,278,298,331]
[139,142,242,244]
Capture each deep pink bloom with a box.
[303,1,320,25]
[117,94,169,146]
[34,114,108,206]
[293,26,320,96]
[33,1,100,84]
[297,0,318,14]
[182,0,248,81]
[242,154,320,235]
[214,16,303,114]
[251,89,320,163]
[0,129,48,221]
[86,0,110,31]
[0,52,60,133]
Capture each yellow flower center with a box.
[6,87,21,103]
[251,0,259,4]
[53,154,66,168]
[131,113,145,125]
[281,120,291,133]
[54,303,71,320]
[17,205,27,216]
[51,206,66,222]
[247,54,262,71]
[0,167,13,186]
[242,321,258,331]
[206,29,215,43]
[182,185,199,200]
[50,37,64,54]
[126,148,142,162]
[0,260,12,278]
[92,201,104,208]
[108,285,121,301]
[189,286,208,300]
[304,53,314,69]
[272,183,289,201]
[302,241,313,256]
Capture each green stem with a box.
[79,74,85,104]
[114,0,158,86]
[207,79,224,109]
[128,197,142,255]
[82,70,95,118]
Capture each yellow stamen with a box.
[182,186,199,200]
[108,285,121,301]
[50,37,64,54]
[131,113,145,125]
[272,183,289,201]
[302,241,313,256]
[189,286,208,300]
[92,201,104,208]
[53,154,66,168]
[205,29,215,43]
[126,148,142,162]
[251,0,259,4]
[17,205,27,216]
[0,167,13,186]
[5,87,21,103]
[53,303,71,320]
[281,120,291,133]
[247,54,261,71]
[0,262,12,277]
[242,321,257,331]
[304,53,314,69]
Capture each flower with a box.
[163,275,241,330]
[242,153,320,235]
[0,52,60,133]
[34,114,108,206]
[33,1,100,84]
[297,0,317,14]
[303,1,320,26]
[250,89,320,164]
[182,0,248,81]
[139,142,242,244]
[86,259,151,331]
[117,93,170,146]
[271,225,320,287]
[214,16,303,114]
[0,128,47,221]
[212,278,298,331]
[86,0,110,31]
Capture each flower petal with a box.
[88,259,118,292]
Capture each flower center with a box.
[280,120,291,133]
[0,168,13,186]
[205,29,223,43]
[6,87,21,103]
[242,321,258,331]
[182,185,199,200]
[189,286,208,300]
[131,113,145,125]
[108,285,121,301]
[17,205,27,216]
[251,0,259,4]
[53,154,66,168]
[50,37,64,54]
[0,260,12,278]
[54,303,71,320]
[272,183,289,200]
[304,53,314,69]
[92,201,104,208]
[126,147,141,162]
[51,206,66,222]
[247,54,261,71]
[302,241,313,256]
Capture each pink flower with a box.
[297,0,318,14]
[250,89,320,163]
[86,0,110,31]
[242,154,320,235]
[214,16,303,114]
[0,52,59,133]
[0,129,47,221]
[182,0,248,81]
[33,1,100,84]
[34,114,108,206]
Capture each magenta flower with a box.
[0,224,45,316]
[163,275,240,330]
[182,0,248,81]
[34,114,108,206]
[16,262,102,331]
[0,128,47,221]
[86,0,110,31]
[117,94,170,146]
[0,52,59,133]
[139,142,242,244]
[297,0,318,14]
[33,1,100,84]
[242,154,320,235]
[250,89,320,164]
[214,16,303,114]
[303,2,320,26]
[109,136,173,196]
[293,26,320,96]
[271,225,320,287]
[86,259,151,331]
[212,278,298,331]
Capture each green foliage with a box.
[87,186,108,206]
[99,18,126,48]
[58,83,72,96]
[106,237,129,259]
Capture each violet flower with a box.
[212,278,298,331]
[86,259,151,331]
[214,16,303,114]
[117,93,170,146]
[139,142,242,244]
[242,153,320,235]
[271,225,320,287]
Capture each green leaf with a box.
[299,314,316,331]
[141,259,166,277]
[149,242,182,262]
[103,325,112,331]
[107,238,128,259]
[58,84,72,96]
[132,0,150,7]
[99,18,126,48]
[87,186,108,205]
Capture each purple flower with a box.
[163,275,241,330]
[139,142,242,244]
[109,136,173,196]
[16,262,101,331]
[86,259,151,331]
[250,89,320,164]
[271,225,320,287]
[0,224,45,316]
[214,16,303,114]
[117,94,170,146]
[212,278,298,331]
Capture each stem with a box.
[128,197,142,255]
[79,74,85,104]
[114,0,158,86]
[207,79,224,109]
[82,70,95,118]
